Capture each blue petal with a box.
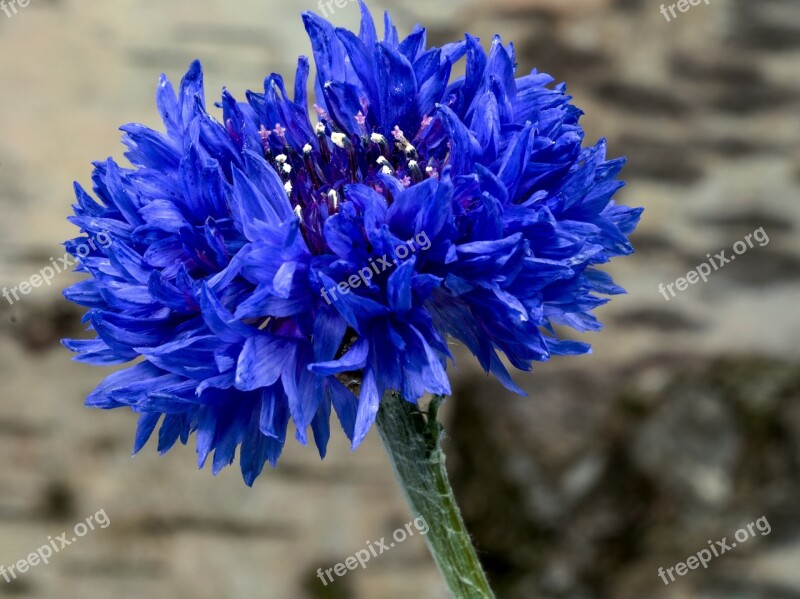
[352,367,380,449]
[387,257,415,312]
[133,413,162,455]
[377,43,418,135]
[309,337,369,376]
[236,335,295,391]
[327,378,358,442]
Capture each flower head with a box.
[64,1,642,485]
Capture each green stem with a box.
[376,393,496,599]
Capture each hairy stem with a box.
[376,393,496,599]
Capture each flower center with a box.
[262,113,439,208]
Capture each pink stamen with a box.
[259,125,271,147]
[355,111,368,136]
[313,104,330,120]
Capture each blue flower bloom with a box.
[64,1,642,485]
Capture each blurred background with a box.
[0,0,798,597]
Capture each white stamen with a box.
[316,122,326,135]
[303,143,313,154]
[404,144,417,154]
[275,154,288,164]
[293,204,302,218]
[376,156,390,166]
[409,160,418,168]
[285,181,293,195]
[381,166,393,175]
[331,132,348,148]
[328,189,339,209]
[371,133,387,145]
[282,163,292,174]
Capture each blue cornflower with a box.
[64,1,641,485]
